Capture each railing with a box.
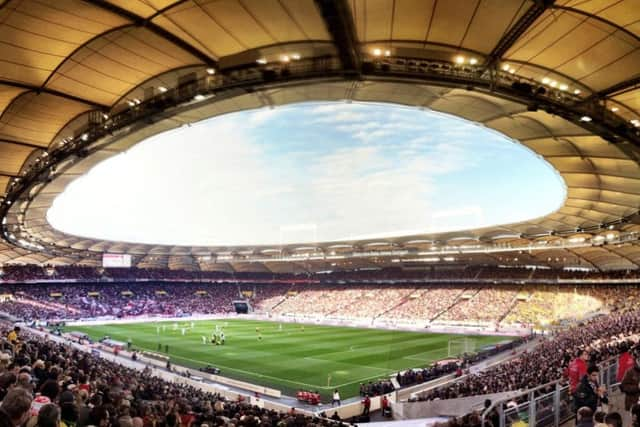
[484,382,572,427]
[481,355,621,427]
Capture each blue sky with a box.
[47,102,566,246]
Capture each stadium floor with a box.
[66,319,511,398]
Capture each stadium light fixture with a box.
[542,77,550,84]
[194,94,205,101]
[256,58,267,65]
[455,55,465,64]
[509,68,516,74]
[611,106,619,112]
[158,86,168,93]
[372,48,382,56]
[206,68,216,75]
[502,64,510,71]
[469,58,478,65]
[559,84,568,91]
[384,50,391,57]
[580,115,592,122]
[291,53,301,60]
[281,55,290,62]
[133,98,141,105]
[80,133,89,141]
[573,89,581,95]
[127,100,135,107]
[549,81,557,88]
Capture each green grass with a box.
[65,319,510,399]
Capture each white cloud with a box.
[47,102,564,246]
[248,107,280,126]
[312,111,367,124]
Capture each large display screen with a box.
[102,253,132,268]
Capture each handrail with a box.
[479,350,623,427]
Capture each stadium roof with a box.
[1,0,640,272]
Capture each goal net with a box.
[447,338,477,358]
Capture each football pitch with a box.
[66,319,511,398]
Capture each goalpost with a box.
[447,337,477,358]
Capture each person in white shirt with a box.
[332,389,340,406]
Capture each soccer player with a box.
[181,328,186,336]
[220,331,225,345]
[172,322,178,331]
[201,336,207,345]
[156,326,160,335]
[190,321,195,329]
[279,324,283,331]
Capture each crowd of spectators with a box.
[503,286,604,325]
[395,361,461,387]
[358,380,395,397]
[273,285,363,317]
[0,323,346,427]
[439,287,520,323]
[2,265,640,284]
[0,283,240,320]
[379,287,467,322]
[418,310,640,401]
[0,282,639,327]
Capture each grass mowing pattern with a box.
[66,319,510,399]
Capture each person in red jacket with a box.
[381,395,390,417]
[361,395,371,416]
[617,343,635,383]
[569,349,590,394]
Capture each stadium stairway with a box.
[430,288,470,322]
[373,288,418,321]
[496,293,523,324]
[267,283,297,311]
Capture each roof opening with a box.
[47,102,565,246]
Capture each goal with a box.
[447,337,477,358]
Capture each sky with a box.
[47,102,566,246]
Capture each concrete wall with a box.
[323,393,396,421]
[393,390,521,419]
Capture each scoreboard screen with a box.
[102,253,132,268]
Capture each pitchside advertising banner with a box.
[102,253,132,268]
